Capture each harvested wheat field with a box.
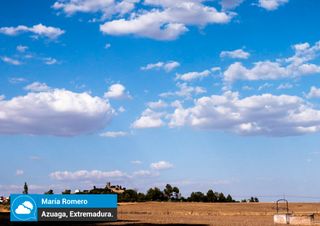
[1,202,320,225]
[114,202,320,226]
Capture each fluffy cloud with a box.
[0,24,65,39]
[306,86,320,99]
[0,89,114,136]
[99,131,128,137]
[150,161,173,170]
[104,83,131,99]
[160,83,206,99]
[224,61,320,82]
[53,0,138,18]
[176,70,211,82]
[43,57,59,65]
[24,82,51,92]
[141,61,180,72]
[147,100,168,109]
[132,108,165,129]
[50,170,127,180]
[168,91,320,136]
[50,166,164,181]
[224,41,320,82]
[258,0,288,11]
[132,170,156,177]
[100,1,233,40]
[1,56,22,65]
[220,49,250,59]
[220,0,244,9]
[287,41,320,65]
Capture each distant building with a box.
[106,182,126,194]
[68,183,126,195]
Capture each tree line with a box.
[22,182,259,203]
[118,184,259,203]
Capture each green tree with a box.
[172,186,180,200]
[249,197,259,202]
[207,189,217,202]
[189,192,205,202]
[137,192,146,202]
[62,189,71,194]
[119,189,138,202]
[226,194,233,202]
[218,193,226,202]
[164,184,173,200]
[146,187,164,201]
[23,182,28,194]
[45,189,54,194]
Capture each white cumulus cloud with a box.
[141,61,180,72]
[0,89,114,136]
[220,0,244,9]
[43,57,59,65]
[150,161,173,170]
[223,41,320,83]
[100,0,233,40]
[147,100,168,109]
[1,56,22,65]
[176,70,211,82]
[24,82,51,92]
[220,49,250,59]
[258,0,288,11]
[104,83,131,99]
[0,24,65,39]
[306,86,320,99]
[132,108,165,129]
[50,170,127,180]
[160,83,206,99]
[53,0,138,18]
[168,91,320,136]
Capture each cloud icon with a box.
[22,201,33,210]
[15,201,33,215]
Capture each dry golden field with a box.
[114,202,320,226]
[1,202,320,225]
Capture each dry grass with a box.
[1,202,320,225]
[112,202,320,226]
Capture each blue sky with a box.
[1,0,320,201]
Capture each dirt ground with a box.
[1,202,320,225]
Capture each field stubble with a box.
[114,202,320,226]
[1,202,320,225]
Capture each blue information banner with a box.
[10,194,117,222]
